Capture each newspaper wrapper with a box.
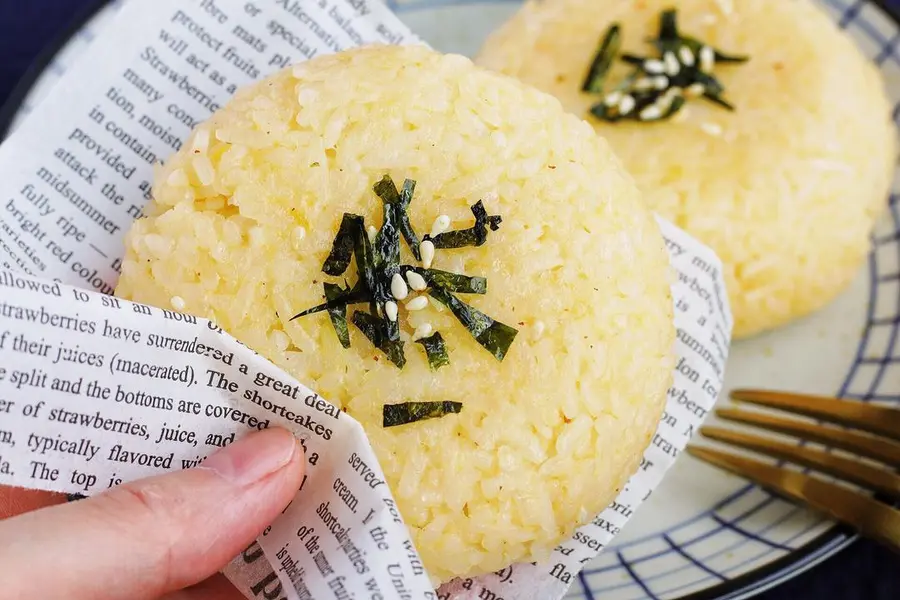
[0,0,733,598]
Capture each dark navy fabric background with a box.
[0,0,897,598]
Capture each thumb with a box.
[0,427,304,600]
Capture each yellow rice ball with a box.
[478,0,897,338]
[116,45,674,582]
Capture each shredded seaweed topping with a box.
[291,175,517,377]
[582,9,748,124]
[324,282,352,348]
[322,214,362,276]
[397,179,422,260]
[383,401,462,427]
[415,332,450,371]
[582,24,622,94]
[352,311,406,368]
[289,281,371,320]
[425,201,502,249]
[428,286,518,361]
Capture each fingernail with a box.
[202,428,299,486]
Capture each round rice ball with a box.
[116,45,674,582]
[478,0,897,338]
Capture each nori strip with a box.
[582,24,622,94]
[352,311,406,368]
[372,175,410,341]
[383,401,462,427]
[322,214,362,276]
[372,174,401,276]
[404,266,487,294]
[428,286,518,361]
[352,213,379,316]
[415,332,450,370]
[620,54,647,67]
[373,176,402,342]
[397,179,421,261]
[709,48,750,64]
[290,281,371,320]
[692,70,726,96]
[659,9,678,41]
[426,201,502,249]
[324,282,351,348]
[374,197,401,271]
[373,174,401,205]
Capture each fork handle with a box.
[690,446,900,554]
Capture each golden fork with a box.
[688,389,900,553]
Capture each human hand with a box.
[0,427,304,600]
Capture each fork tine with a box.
[717,407,900,468]
[731,389,900,442]
[700,426,900,500]
[687,446,900,554]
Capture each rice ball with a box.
[116,45,674,582]
[478,0,897,338]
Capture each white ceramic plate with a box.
[4,1,899,598]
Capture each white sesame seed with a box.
[656,94,675,112]
[406,271,428,291]
[428,296,445,312]
[431,215,451,237]
[678,46,695,67]
[663,86,683,101]
[603,90,623,105]
[700,46,715,72]
[412,323,434,341]
[293,226,307,244]
[640,104,663,121]
[633,78,654,92]
[700,122,723,137]
[700,12,718,25]
[385,301,399,322]
[366,225,378,244]
[171,296,186,311]
[190,128,210,154]
[406,296,429,311]
[686,83,706,97]
[533,321,546,339]
[390,273,409,300]
[618,94,636,116]
[420,240,435,269]
[167,168,188,187]
[653,76,669,90]
[643,59,665,74]
[664,52,680,76]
